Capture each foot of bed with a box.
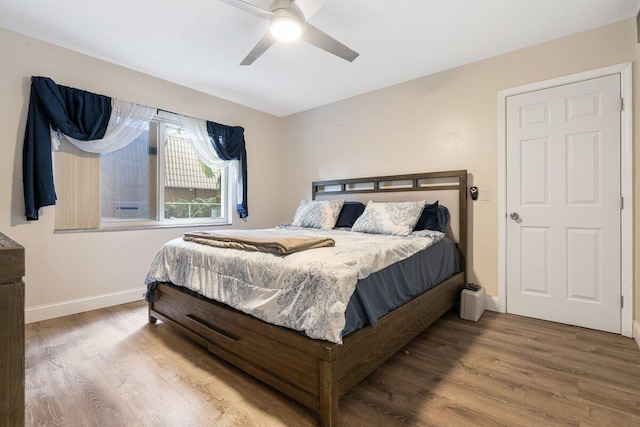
[319,360,339,426]
[148,305,158,324]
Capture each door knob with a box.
[510,212,520,220]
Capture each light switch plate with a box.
[481,188,490,201]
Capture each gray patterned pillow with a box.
[351,201,425,236]
[291,199,345,230]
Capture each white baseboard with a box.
[25,287,146,324]
[484,294,500,312]
[633,320,640,351]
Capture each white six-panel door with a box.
[506,74,621,333]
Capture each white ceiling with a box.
[1,0,638,117]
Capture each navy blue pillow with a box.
[436,205,450,232]
[335,201,366,228]
[414,201,450,232]
[414,201,439,231]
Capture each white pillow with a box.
[351,201,425,236]
[291,199,345,230]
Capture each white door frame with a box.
[497,63,633,337]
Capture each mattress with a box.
[343,237,459,335]
[145,226,452,343]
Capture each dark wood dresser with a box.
[0,233,25,426]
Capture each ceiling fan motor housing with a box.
[269,0,299,15]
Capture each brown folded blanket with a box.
[183,231,335,255]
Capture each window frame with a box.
[99,112,232,230]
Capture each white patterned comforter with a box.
[145,226,444,344]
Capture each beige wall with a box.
[281,19,638,319]
[2,19,638,325]
[0,28,283,320]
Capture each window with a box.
[54,113,230,231]
[99,115,228,228]
[28,78,246,230]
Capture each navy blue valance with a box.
[23,76,111,220]
[207,121,248,218]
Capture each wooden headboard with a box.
[312,170,468,275]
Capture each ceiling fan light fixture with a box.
[270,14,302,41]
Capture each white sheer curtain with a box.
[177,116,235,170]
[177,115,241,216]
[51,98,156,153]
[178,116,240,210]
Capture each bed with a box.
[146,170,468,426]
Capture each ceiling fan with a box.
[218,0,359,65]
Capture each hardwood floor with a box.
[25,301,640,426]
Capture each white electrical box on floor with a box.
[460,286,485,322]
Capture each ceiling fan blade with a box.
[217,0,272,19]
[301,23,359,62]
[240,31,277,65]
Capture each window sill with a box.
[54,219,232,233]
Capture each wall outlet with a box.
[481,188,490,201]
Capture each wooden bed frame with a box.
[148,170,468,426]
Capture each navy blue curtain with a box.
[206,121,248,218]
[23,76,111,220]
